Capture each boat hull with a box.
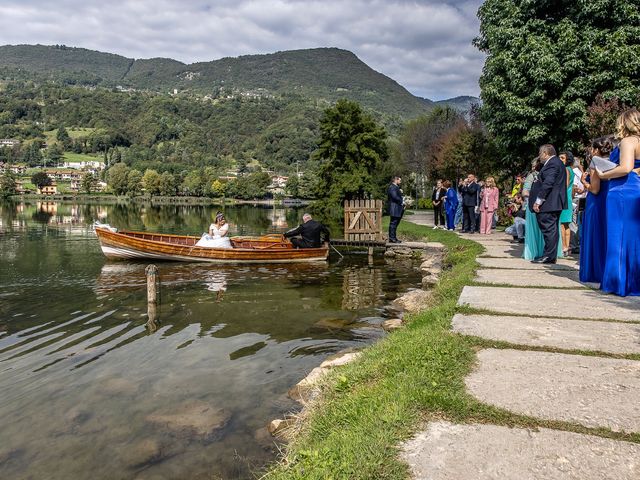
[95,228,329,263]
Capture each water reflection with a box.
[0,200,421,480]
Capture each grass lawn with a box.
[63,152,102,163]
[43,127,99,144]
[265,221,639,479]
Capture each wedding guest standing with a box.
[443,180,458,231]
[579,136,614,283]
[387,175,405,243]
[558,151,575,256]
[597,109,640,296]
[479,176,499,234]
[530,144,567,264]
[431,180,447,229]
[460,174,479,233]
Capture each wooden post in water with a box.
[145,264,159,332]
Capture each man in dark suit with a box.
[460,173,480,233]
[284,213,330,248]
[530,144,567,264]
[387,175,405,243]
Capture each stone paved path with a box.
[402,226,640,479]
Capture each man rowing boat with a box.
[284,213,330,248]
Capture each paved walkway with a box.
[401,214,640,479]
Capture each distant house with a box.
[70,179,81,191]
[39,183,58,195]
[0,139,20,148]
[45,169,82,182]
[62,160,104,171]
[15,181,25,194]
[1,164,27,175]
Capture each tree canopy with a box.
[475,0,640,171]
[314,100,389,211]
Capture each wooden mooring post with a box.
[145,264,159,332]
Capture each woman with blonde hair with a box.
[479,176,499,234]
[597,108,640,296]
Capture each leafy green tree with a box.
[22,142,43,167]
[0,171,17,198]
[314,100,388,210]
[396,107,463,175]
[80,171,97,194]
[127,169,143,196]
[159,171,177,196]
[142,169,162,195]
[107,162,130,195]
[475,0,640,172]
[211,179,226,197]
[56,125,72,148]
[182,170,205,196]
[31,171,52,190]
[285,175,300,197]
[46,143,64,165]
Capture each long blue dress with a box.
[600,147,640,296]
[444,188,458,230]
[579,176,609,283]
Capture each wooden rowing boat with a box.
[95,227,329,263]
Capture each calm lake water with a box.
[0,201,421,480]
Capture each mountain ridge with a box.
[0,44,477,117]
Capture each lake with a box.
[0,201,421,479]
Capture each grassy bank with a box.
[264,220,639,479]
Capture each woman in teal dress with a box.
[597,109,640,296]
[523,158,563,260]
[559,151,575,256]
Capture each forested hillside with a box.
[0,44,479,177]
[0,45,437,118]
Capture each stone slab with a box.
[466,349,640,432]
[452,314,640,354]
[477,257,578,271]
[479,244,525,258]
[475,269,584,288]
[401,421,640,480]
[458,286,640,322]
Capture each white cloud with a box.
[0,0,484,99]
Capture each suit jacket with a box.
[431,187,447,205]
[284,219,330,247]
[528,156,567,212]
[387,183,404,218]
[480,187,499,211]
[460,182,479,207]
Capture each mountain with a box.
[434,96,481,114]
[0,44,437,119]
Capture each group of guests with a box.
[579,109,640,297]
[504,109,640,297]
[431,174,500,235]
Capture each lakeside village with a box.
[0,137,293,198]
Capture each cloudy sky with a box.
[0,0,485,100]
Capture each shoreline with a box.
[263,219,483,479]
[7,194,311,207]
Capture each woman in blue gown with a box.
[579,136,614,283]
[443,180,458,230]
[597,109,640,296]
[523,159,563,260]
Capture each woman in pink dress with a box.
[479,176,499,234]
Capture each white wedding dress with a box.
[195,223,232,248]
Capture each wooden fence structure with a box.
[343,199,383,242]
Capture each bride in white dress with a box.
[195,212,232,248]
